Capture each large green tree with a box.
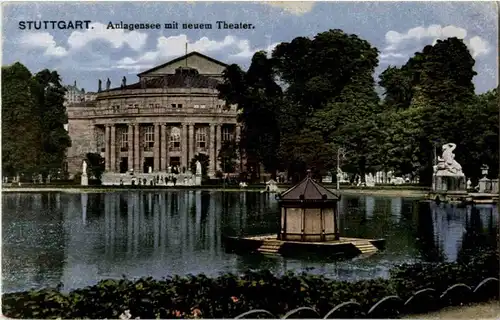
[378,37,481,184]
[273,29,381,179]
[32,69,72,179]
[218,51,282,176]
[1,63,40,177]
[2,63,71,180]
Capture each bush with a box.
[390,248,499,300]
[2,249,498,319]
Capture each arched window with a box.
[169,127,181,151]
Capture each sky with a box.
[2,1,498,94]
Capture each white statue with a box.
[434,143,463,175]
[195,161,202,175]
[82,160,88,174]
[365,173,375,187]
[467,178,472,189]
[148,166,152,174]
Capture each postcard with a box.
[2,1,498,319]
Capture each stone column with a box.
[182,123,188,169]
[209,123,216,175]
[154,123,160,171]
[110,125,116,172]
[105,125,111,171]
[166,126,171,168]
[134,124,140,172]
[215,124,222,172]
[127,124,134,171]
[160,124,167,171]
[92,126,98,152]
[235,124,242,172]
[189,123,195,165]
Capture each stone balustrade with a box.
[68,104,238,119]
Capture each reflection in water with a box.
[2,192,497,293]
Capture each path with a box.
[405,301,500,319]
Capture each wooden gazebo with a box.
[276,172,341,242]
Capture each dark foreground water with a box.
[2,191,498,293]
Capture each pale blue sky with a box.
[2,1,497,93]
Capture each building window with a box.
[120,127,129,151]
[196,127,207,149]
[149,104,154,108]
[194,104,199,109]
[144,126,154,151]
[169,127,181,151]
[134,104,139,108]
[200,104,206,109]
[222,126,233,142]
[171,103,183,109]
[171,104,176,108]
[155,104,160,108]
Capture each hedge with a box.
[2,248,498,319]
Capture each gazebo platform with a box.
[222,234,386,257]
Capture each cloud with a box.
[67,22,148,51]
[379,52,405,60]
[116,34,276,71]
[260,1,315,15]
[17,22,148,58]
[381,24,491,63]
[468,36,491,58]
[384,25,467,52]
[18,32,68,57]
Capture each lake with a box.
[2,191,497,293]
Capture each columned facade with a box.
[99,121,239,175]
[66,51,242,184]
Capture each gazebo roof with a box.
[278,175,340,202]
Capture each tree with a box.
[273,29,381,178]
[190,153,210,178]
[377,37,481,185]
[32,69,72,180]
[1,63,40,177]
[218,140,238,173]
[85,153,105,182]
[218,51,283,175]
[378,66,413,111]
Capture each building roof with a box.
[279,174,340,202]
[137,51,228,76]
[105,68,220,92]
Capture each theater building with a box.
[66,52,241,184]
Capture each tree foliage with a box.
[2,63,40,177]
[86,152,105,182]
[218,32,496,185]
[218,140,238,173]
[218,51,282,175]
[2,63,71,179]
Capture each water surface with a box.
[2,191,497,293]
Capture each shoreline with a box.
[1,186,429,197]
